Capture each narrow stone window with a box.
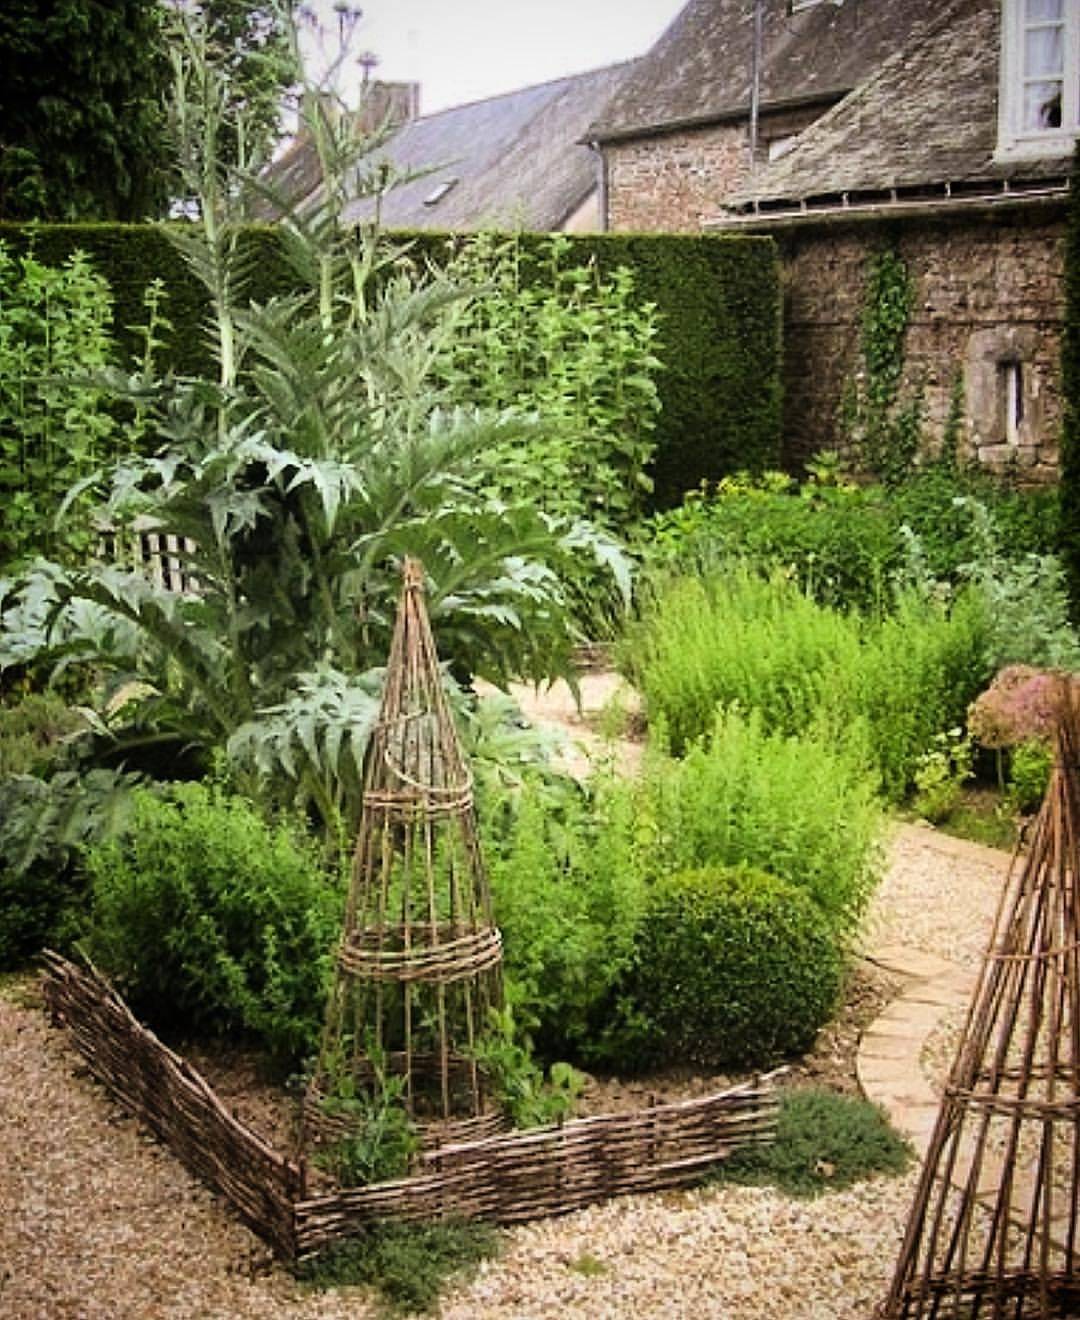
[1001,360,1024,444]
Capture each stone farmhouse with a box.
[590,0,1077,477]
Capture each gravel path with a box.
[0,820,1010,1320]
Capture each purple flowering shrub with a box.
[966,666,1065,750]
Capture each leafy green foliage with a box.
[889,467,1059,578]
[853,589,990,801]
[313,1043,420,1186]
[621,867,845,1069]
[0,691,83,775]
[912,728,973,824]
[0,767,140,969]
[644,475,898,613]
[81,783,341,1063]
[1061,140,1080,620]
[641,465,1060,617]
[433,231,662,529]
[842,245,921,484]
[0,34,630,839]
[471,1002,585,1128]
[1006,739,1053,814]
[625,562,990,801]
[296,1218,501,1315]
[482,704,883,1066]
[0,220,782,510]
[717,1088,913,1197]
[0,0,170,220]
[624,565,865,753]
[641,709,883,932]
[482,774,647,1059]
[0,243,121,566]
[950,498,1080,671]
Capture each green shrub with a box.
[950,499,1080,671]
[620,866,845,1069]
[717,1088,913,1197]
[625,565,865,755]
[853,589,990,800]
[643,709,883,932]
[641,466,1059,615]
[0,768,140,970]
[434,231,661,530]
[0,692,83,775]
[644,478,899,613]
[0,243,123,567]
[296,1218,501,1315]
[482,775,647,1059]
[0,223,782,513]
[626,562,989,802]
[82,783,341,1063]
[912,728,973,824]
[1006,739,1054,814]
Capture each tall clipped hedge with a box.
[1061,144,1080,619]
[0,223,782,509]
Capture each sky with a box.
[299,0,687,116]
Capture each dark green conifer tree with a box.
[0,1,298,222]
[0,0,171,220]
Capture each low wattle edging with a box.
[41,951,779,1261]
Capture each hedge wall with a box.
[0,223,782,509]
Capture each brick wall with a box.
[777,208,1066,480]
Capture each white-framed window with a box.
[998,0,1080,159]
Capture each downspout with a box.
[749,0,765,201]
[588,140,610,232]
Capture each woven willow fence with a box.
[880,683,1080,1318]
[41,950,301,1257]
[42,951,779,1261]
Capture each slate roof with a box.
[262,64,630,231]
[340,64,628,230]
[722,0,1073,215]
[589,0,947,143]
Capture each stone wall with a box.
[775,206,1066,480]
[604,107,823,233]
[606,123,749,232]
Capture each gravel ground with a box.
[0,819,1010,1320]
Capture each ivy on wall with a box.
[1060,143,1080,618]
[842,243,924,485]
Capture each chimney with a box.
[297,89,344,141]
[355,81,421,138]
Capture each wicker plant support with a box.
[40,951,779,1261]
[304,557,505,1155]
[880,683,1080,1318]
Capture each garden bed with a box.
[40,952,781,1261]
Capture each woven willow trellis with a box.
[304,558,505,1155]
[880,683,1080,1318]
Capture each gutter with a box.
[706,178,1070,231]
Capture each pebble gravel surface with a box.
[0,821,1011,1319]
